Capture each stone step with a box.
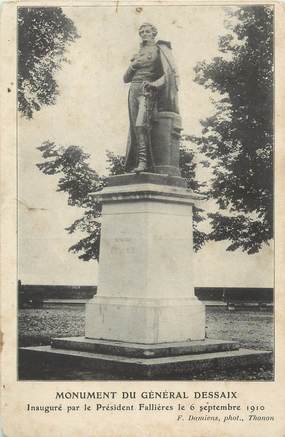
[19,345,272,379]
[51,337,240,358]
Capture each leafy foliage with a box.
[37,141,206,261]
[37,142,104,261]
[179,138,208,251]
[18,7,79,118]
[105,150,126,176]
[193,6,273,254]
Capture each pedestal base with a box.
[85,297,205,343]
[19,339,272,379]
[51,337,240,357]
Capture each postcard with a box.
[1,1,285,436]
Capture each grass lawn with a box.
[18,305,273,380]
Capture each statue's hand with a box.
[143,81,155,90]
[131,59,142,69]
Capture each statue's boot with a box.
[133,129,148,173]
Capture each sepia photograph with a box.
[15,3,274,383]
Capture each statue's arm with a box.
[149,75,165,89]
[123,65,136,83]
[143,75,165,91]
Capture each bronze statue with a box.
[124,23,182,176]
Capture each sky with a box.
[18,5,274,286]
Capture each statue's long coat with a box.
[125,40,180,171]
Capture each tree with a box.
[179,138,208,251]
[18,7,79,118]
[192,6,273,254]
[37,141,206,262]
[37,142,104,261]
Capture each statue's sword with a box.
[142,82,156,170]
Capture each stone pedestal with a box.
[85,173,205,343]
[20,173,272,379]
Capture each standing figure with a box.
[124,23,180,173]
